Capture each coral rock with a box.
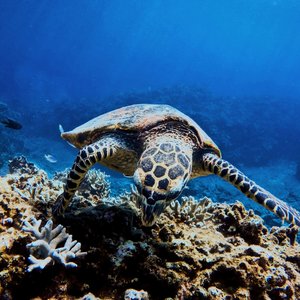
[124,288,149,300]
[1,159,300,300]
[8,156,38,175]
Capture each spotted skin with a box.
[52,137,127,216]
[202,153,300,226]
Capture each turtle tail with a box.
[202,153,300,226]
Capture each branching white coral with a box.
[84,169,110,198]
[22,217,87,272]
[122,185,144,207]
[10,169,62,205]
[54,168,110,204]
[168,196,213,226]
[102,185,142,207]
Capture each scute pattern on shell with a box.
[60,104,221,156]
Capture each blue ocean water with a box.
[0,0,300,226]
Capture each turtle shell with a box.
[61,104,221,156]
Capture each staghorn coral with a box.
[0,157,85,298]
[10,168,58,206]
[0,169,38,297]
[54,168,111,209]
[5,156,111,216]
[6,156,63,214]
[167,196,213,226]
[22,217,87,272]
[80,169,111,199]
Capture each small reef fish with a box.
[44,154,57,163]
[0,118,22,129]
[59,124,76,148]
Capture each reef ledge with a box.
[1,156,300,300]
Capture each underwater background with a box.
[1,1,300,230]
[2,1,300,299]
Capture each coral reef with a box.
[0,157,60,298]
[187,160,300,229]
[8,155,38,175]
[124,289,149,300]
[22,217,86,272]
[1,157,300,299]
[53,168,111,209]
[168,196,213,226]
[5,156,62,216]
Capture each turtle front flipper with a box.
[52,137,120,217]
[202,153,300,226]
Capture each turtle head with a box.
[133,143,192,226]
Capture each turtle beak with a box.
[140,199,168,227]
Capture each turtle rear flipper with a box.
[52,137,125,217]
[202,153,300,226]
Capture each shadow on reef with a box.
[1,157,300,299]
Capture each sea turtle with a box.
[53,104,300,227]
